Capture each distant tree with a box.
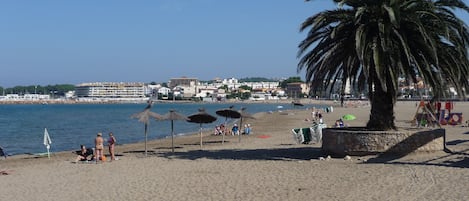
[149,81,157,85]
[5,84,75,96]
[218,85,229,91]
[238,85,252,91]
[280,76,303,88]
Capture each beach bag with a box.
[101,155,106,161]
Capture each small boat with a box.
[292,101,304,107]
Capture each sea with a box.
[0,102,323,156]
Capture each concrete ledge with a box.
[322,127,445,156]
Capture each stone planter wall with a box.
[322,128,445,156]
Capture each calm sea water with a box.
[0,102,322,155]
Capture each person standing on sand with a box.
[95,133,104,163]
[108,132,117,161]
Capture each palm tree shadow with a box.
[365,153,469,168]
[157,147,323,161]
[181,140,230,146]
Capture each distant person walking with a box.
[108,132,117,161]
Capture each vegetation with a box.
[279,76,304,89]
[0,84,75,96]
[298,0,469,130]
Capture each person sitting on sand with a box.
[74,145,93,163]
[243,124,251,135]
[214,125,224,135]
[231,124,239,135]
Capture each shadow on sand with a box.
[157,147,324,161]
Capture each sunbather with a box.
[74,145,94,163]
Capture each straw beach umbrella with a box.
[216,105,241,144]
[159,110,188,153]
[187,108,217,149]
[131,100,164,156]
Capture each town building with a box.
[75,82,146,98]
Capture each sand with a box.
[0,100,468,201]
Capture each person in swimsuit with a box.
[95,133,104,163]
[108,132,116,161]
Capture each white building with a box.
[75,82,146,98]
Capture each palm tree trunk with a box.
[366,78,396,130]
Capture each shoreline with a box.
[1,101,468,200]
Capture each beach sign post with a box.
[43,128,52,159]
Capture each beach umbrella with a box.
[238,107,255,142]
[131,100,164,156]
[43,128,52,159]
[187,108,217,149]
[342,114,356,121]
[159,110,188,153]
[216,106,241,144]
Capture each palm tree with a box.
[298,0,469,130]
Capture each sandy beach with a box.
[1,100,468,201]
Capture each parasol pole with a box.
[171,120,175,153]
[46,145,50,159]
[222,116,228,144]
[199,123,203,149]
[238,117,243,143]
[144,123,148,156]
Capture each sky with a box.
[0,0,468,88]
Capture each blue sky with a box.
[0,1,468,87]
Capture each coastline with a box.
[1,101,469,201]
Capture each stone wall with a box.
[322,128,445,156]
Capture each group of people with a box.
[75,132,117,163]
[310,108,324,124]
[214,123,252,136]
[334,119,345,128]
